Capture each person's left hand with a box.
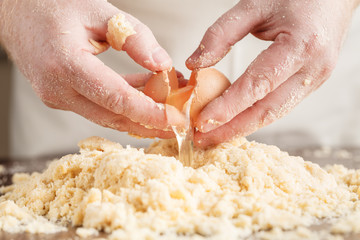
[186,0,358,147]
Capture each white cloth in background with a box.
[10,1,360,157]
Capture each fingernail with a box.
[198,124,211,133]
[186,47,203,69]
[152,47,171,67]
[196,120,220,133]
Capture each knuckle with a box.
[206,23,225,42]
[37,85,68,110]
[245,69,273,101]
[222,99,241,122]
[320,56,337,78]
[258,105,278,127]
[303,33,322,50]
[38,89,59,109]
[300,31,339,83]
[33,80,55,104]
[321,46,338,69]
[105,92,127,115]
[305,43,337,79]
[302,32,331,60]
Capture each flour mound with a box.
[0,137,359,239]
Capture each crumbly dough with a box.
[0,136,360,239]
[106,13,136,51]
[76,227,99,238]
[0,200,65,233]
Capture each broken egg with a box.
[144,67,230,166]
[144,67,231,123]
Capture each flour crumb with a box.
[303,79,312,86]
[106,13,136,51]
[206,118,222,126]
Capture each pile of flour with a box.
[0,136,359,239]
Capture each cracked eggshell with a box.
[166,85,194,111]
[143,67,178,103]
[188,68,231,121]
[143,67,231,124]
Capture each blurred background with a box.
[0,46,11,158]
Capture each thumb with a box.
[186,2,262,70]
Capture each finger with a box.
[118,13,173,71]
[175,70,184,81]
[122,72,187,93]
[121,73,152,88]
[69,52,184,130]
[186,2,263,69]
[194,71,312,148]
[178,77,188,88]
[195,36,305,133]
[67,93,175,139]
[121,70,185,88]
[174,70,188,88]
[83,1,172,71]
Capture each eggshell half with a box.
[166,85,194,111]
[143,67,178,103]
[188,68,231,121]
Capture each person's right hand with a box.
[0,0,180,138]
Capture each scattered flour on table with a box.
[0,136,360,239]
[76,227,99,238]
[0,200,65,233]
[0,165,5,186]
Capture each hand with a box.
[186,0,359,147]
[0,0,181,138]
